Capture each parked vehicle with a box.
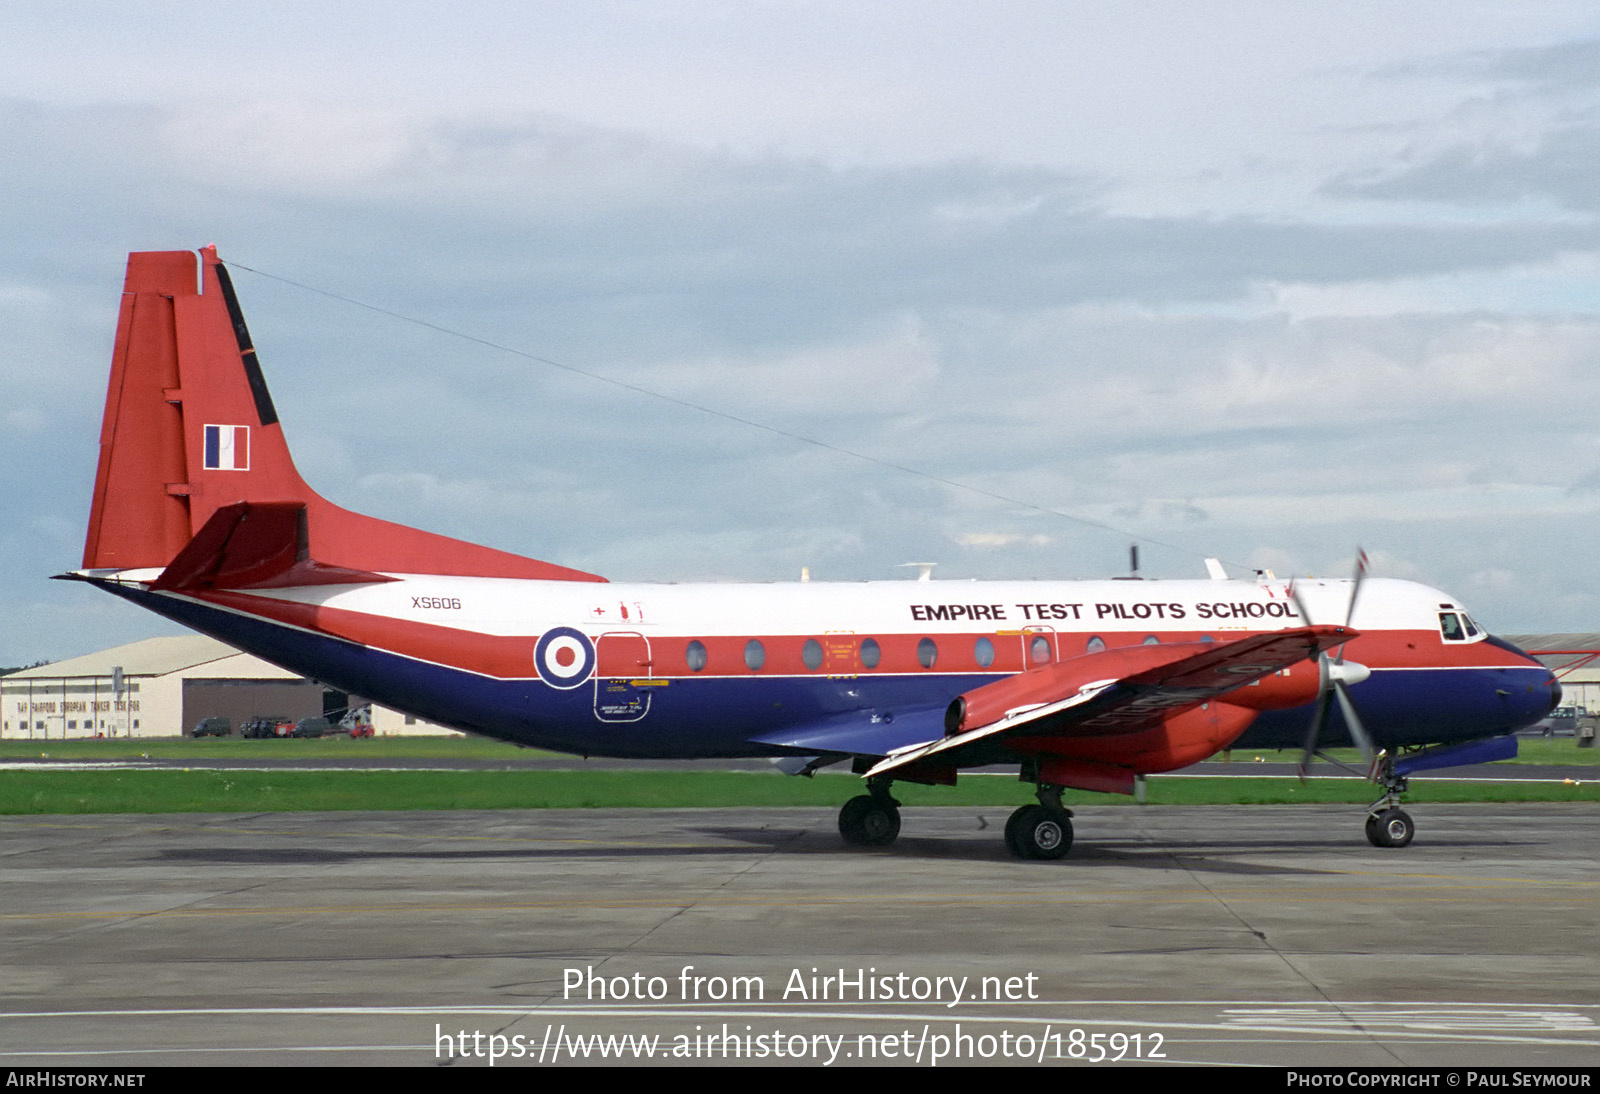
[240,715,292,739]
[340,705,375,738]
[190,716,231,738]
[1529,705,1582,737]
[290,717,336,738]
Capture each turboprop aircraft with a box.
[62,247,1562,858]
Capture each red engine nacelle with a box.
[946,642,1209,735]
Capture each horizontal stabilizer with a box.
[151,502,396,591]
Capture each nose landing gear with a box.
[1364,751,1414,848]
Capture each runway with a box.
[2,804,1596,1067]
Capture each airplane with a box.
[61,247,1562,859]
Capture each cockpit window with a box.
[1438,610,1486,642]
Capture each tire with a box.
[1007,805,1072,860]
[838,795,900,847]
[1367,807,1414,848]
[1004,806,1031,857]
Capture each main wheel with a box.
[1004,806,1030,857]
[838,795,901,847]
[1006,805,1073,860]
[1366,807,1414,848]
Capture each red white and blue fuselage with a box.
[68,247,1560,856]
[88,568,1553,761]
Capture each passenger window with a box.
[1142,635,1160,645]
[744,639,765,671]
[974,636,995,668]
[802,638,824,671]
[686,640,708,671]
[917,637,938,669]
[859,638,881,669]
[1086,636,1106,654]
[1029,634,1052,665]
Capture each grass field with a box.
[2,769,1597,816]
[3,734,1595,764]
[1,734,1595,815]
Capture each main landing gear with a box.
[836,777,1074,860]
[1004,784,1073,860]
[1364,751,1414,848]
[838,778,901,847]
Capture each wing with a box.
[866,625,1353,782]
[746,705,948,759]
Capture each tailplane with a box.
[83,246,606,584]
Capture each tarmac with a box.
[2,802,1597,1067]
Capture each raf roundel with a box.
[534,627,596,689]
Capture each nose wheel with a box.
[1365,807,1414,848]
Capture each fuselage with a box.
[73,247,1564,857]
[92,570,1558,762]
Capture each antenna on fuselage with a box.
[900,562,936,582]
[1113,543,1144,580]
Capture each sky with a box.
[4,1,1600,665]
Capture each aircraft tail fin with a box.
[83,246,606,583]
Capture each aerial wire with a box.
[225,260,1255,574]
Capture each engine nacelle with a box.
[946,641,1221,736]
[945,633,1334,737]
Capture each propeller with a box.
[1289,549,1376,779]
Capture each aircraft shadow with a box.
[151,828,1520,873]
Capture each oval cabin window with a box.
[859,638,881,669]
[802,639,824,671]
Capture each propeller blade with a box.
[1293,551,1374,778]
[1288,579,1314,630]
[1297,664,1334,780]
[1331,679,1377,765]
[1339,548,1369,651]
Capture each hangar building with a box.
[2,636,454,738]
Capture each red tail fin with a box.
[84,246,606,583]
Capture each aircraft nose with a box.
[1512,646,1560,715]
[1543,676,1563,714]
[1485,634,1561,728]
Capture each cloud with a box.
[1329,124,1600,213]
[1330,38,1600,214]
[953,532,1054,549]
[7,12,1600,659]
